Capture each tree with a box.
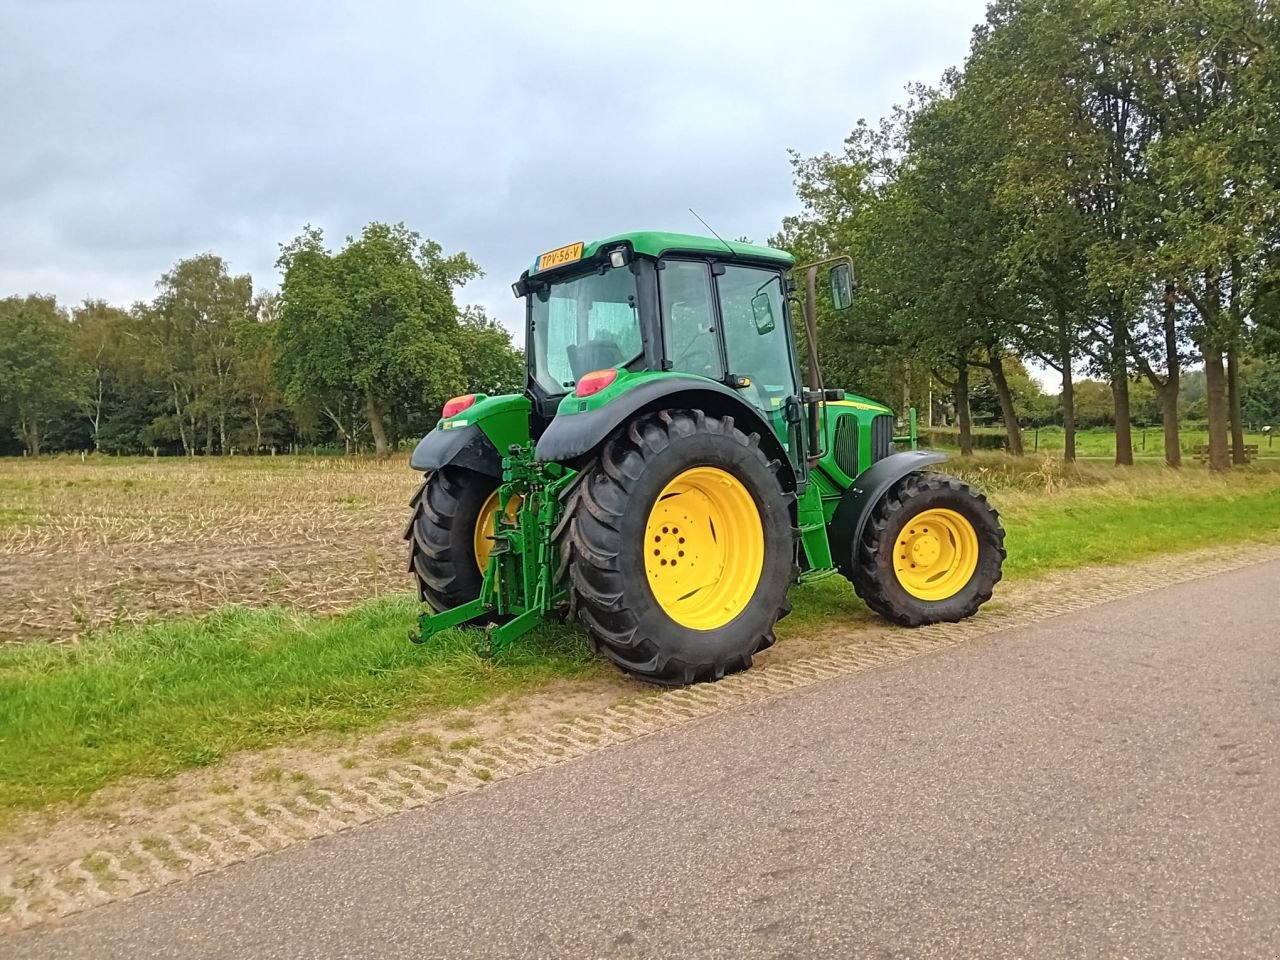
[71,300,133,452]
[275,222,477,457]
[234,292,288,452]
[145,254,254,455]
[0,296,85,455]
[455,306,524,395]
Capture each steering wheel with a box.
[676,348,715,376]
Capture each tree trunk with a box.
[204,418,214,457]
[1111,319,1133,466]
[91,379,104,452]
[955,362,973,457]
[172,383,191,456]
[219,412,228,456]
[1203,345,1231,470]
[1227,257,1246,465]
[987,353,1024,456]
[1162,285,1181,468]
[1227,341,1245,465]
[366,389,389,458]
[22,415,40,457]
[1111,375,1133,466]
[1056,309,1076,462]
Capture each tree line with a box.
[777,0,1280,469]
[4,2,1280,467]
[0,223,522,458]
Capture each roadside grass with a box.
[0,601,606,819]
[1,453,1278,820]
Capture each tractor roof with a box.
[521,231,795,283]
[585,231,795,266]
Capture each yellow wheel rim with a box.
[893,508,980,601]
[473,490,520,573]
[644,466,764,630]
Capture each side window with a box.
[659,259,723,380]
[718,265,797,413]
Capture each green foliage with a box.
[0,296,86,455]
[1,224,524,457]
[779,0,1279,464]
[275,222,496,455]
[455,306,524,396]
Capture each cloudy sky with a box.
[2,0,989,343]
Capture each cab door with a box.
[714,263,803,461]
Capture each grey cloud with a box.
[1,0,987,333]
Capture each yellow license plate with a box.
[537,241,584,271]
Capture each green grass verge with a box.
[2,463,1278,819]
[0,602,606,817]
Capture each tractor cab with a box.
[514,233,803,453]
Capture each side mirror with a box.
[830,262,855,310]
[750,292,776,335]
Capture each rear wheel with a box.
[563,410,794,685]
[405,467,517,612]
[841,472,1005,626]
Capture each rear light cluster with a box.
[441,394,477,418]
[575,369,618,398]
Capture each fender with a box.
[409,423,502,477]
[827,450,949,563]
[534,375,797,490]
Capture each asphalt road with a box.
[11,560,1280,960]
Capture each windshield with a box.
[530,266,642,395]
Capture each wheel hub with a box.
[473,490,520,573]
[893,508,980,601]
[643,467,764,630]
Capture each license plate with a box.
[537,241,583,271]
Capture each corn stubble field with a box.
[4,449,1280,647]
[0,456,415,644]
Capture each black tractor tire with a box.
[841,472,1005,627]
[405,466,500,612]
[563,409,794,685]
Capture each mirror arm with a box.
[804,265,822,392]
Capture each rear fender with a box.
[409,393,531,477]
[410,424,502,477]
[534,375,797,491]
[827,451,948,561]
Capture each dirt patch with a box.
[0,456,418,643]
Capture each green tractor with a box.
[406,231,1004,684]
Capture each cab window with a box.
[717,265,796,413]
[658,259,723,380]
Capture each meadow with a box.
[2,448,1279,817]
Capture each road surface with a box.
[11,560,1280,959]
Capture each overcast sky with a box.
[2,0,990,346]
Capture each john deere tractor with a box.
[406,231,1004,684]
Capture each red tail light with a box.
[575,369,618,398]
[442,394,477,418]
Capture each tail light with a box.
[575,369,618,398]
[442,394,477,418]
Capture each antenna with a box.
[689,208,735,257]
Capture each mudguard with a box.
[827,450,949,562]
[534,375,795,489]
[409,423,502,477]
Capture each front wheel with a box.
[842,472,1005,627]
[563,409,794,685]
